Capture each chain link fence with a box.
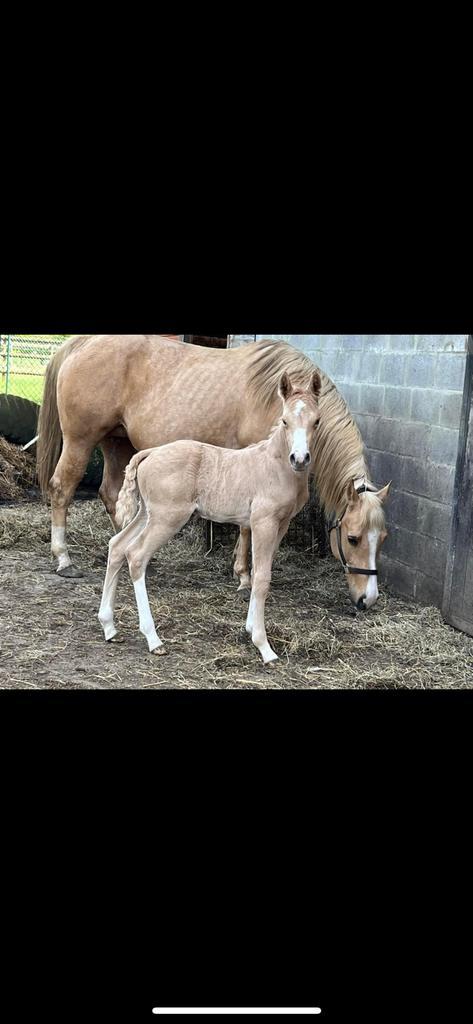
[0,335,69,404]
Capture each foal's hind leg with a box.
[233,527,252,593]
[98,506,147,642]
[126,511,193,654]
[49,438,96,577]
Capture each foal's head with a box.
[278,370,322,472]
[329,480,391,610]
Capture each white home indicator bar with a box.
[152,1011,321,1016]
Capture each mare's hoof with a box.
[151,646,168,657]
[237,587,251,603]
[57,565,84,579]
[108,636,125,644]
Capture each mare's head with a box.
[329,480,391,610]
[278,370,322,473]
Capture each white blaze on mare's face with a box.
[294,400,305,417]
[365,529,380,607]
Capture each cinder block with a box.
[439,391,463,429]
[398,421,431,459]
[362,335,390,350]
[418,498,452,543]
[368,449,403,490]
[429,464,455,505]
[288,335,319,352]
[382,557,417,598]
[356,414,381,449]
[411,388,441,425]
[372,417,404,455]
[421,536,447,580]
[387,489,420,532]
[334,351,361,383]
[358,351,381,383]
[379,353,406,385]
[416,335,467,353]
[384,386,411,419]
[388,336,415,352]
[436,353,466,391]
[401,457,432,499]
[317,351,339,378]
[359,384,385,415]
[337,335,364,350]
[428,427,459,466]
[415,572,444,608]
[405,353,437,388]
[337,382,361,412]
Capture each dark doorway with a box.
[183,335,228,349]
[442,336,473,635]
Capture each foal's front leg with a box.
[246,520,279,665]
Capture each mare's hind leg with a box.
[233,527,252,593]
[99,437,137,532]
[126,511,193,654]
[49,438,96,577]
[98,506,147,642]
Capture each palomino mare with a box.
[98,371,322,664]
[37,335,390,607]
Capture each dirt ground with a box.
[1,497,473,689]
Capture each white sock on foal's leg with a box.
[133,575,164,653]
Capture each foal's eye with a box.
[282,419,287,426]
[348,536,359,546]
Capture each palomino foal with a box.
[98,370,321,665]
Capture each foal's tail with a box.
[115,449,154,529]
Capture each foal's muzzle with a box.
[290,452,311,471]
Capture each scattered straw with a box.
[1,497,472,689]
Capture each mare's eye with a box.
[348,536,359,546]
[282,419,287,426]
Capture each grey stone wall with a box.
[230,334,469,608]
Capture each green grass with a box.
[1,373,46,404]
[0,374,45,401]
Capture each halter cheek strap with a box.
[327,483,379,577]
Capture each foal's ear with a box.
[311,369,322,398]
[376,481,392,503]
[278,372,293,401]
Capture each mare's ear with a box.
[376,481,392,503]
[345,480,361,508]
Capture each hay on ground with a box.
[1,498,472,689]
[0,437,37,501]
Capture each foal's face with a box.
[278,370,322,473]
[329,481,391,610]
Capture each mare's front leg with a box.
[245,518,280,665]
[233,527,252,593]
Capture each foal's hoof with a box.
[237,586,251,603]
[57,565,84,579]
[151,646,168,657]
[108,635,125,644]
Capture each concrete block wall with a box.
[229,335,469,608]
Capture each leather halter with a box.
[327,482,379,577]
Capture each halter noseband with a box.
[327,482,379,577]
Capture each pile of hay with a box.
[1,498,473,689]
[0,437,37,501]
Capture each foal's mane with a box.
[246,339,384,522]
